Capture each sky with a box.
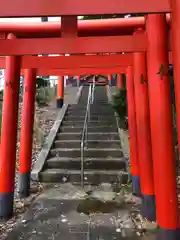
[0,16,84,23]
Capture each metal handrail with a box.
[80,78,95,187]
[91,75,95,103]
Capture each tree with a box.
[82,14,144,20]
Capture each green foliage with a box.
[33,110,46,147]
[33,85,56,146]
[82,14,125,20]
[170,75,175,106]
[82,14,144,20]
[122,74,126,89]
[0,90,3,101]
[170,75,178,147]
[0,102,2,136]
[0,92,3,136]
[36,86,56,106]
[112,89,127,118]
[36,77,50,89]
[36,87,47,106]
[112,88,128,130]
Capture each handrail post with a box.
[80,82,96,188]
[80,141,84,188]
[85,121,88,146]
[91,76,95,104]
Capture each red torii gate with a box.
[0,14,171,38]
[0,34,147,55]
[0,0,170,16]
[0,52,173,68]
[20,66,126,76]
[0,32,173,55]
[0,1,179,238]
[0,54,133,68]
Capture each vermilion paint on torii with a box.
[0,30,173,55]
[21,66,126,76]
[0,34,147,55]
[0,55,133,68]
[0,52,173,69]
[0,0,170,17]
[0,15,171,38]
[0,3,179,239]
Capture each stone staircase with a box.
[39,85,128,185]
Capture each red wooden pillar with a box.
[57,76,64,108]
[117,73,123,89]
[77,75,81,87]
[133,49,155,221]
[61,16,77,38]
[18,68,37,198]
[0,33,21,218]
[108,74,111,87]
[126,66,141,196]
[146,14,179,238]
[170,0,180,161]
[56,16,77,108]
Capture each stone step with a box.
[65,113,114,117]
[68,106,112,109]
[64,115,116,121]
[67,105,111,111]
[40,169,128,185]
[66,108,113,113]
[66,110,114,115]
[65,113,115,119]
[54,140,120,149]
[50,148,123,158]
[46,157,126,170]
[59,126,117,133]
[61,121,116,127]
[93,102,109,104]
[65,113,115,118]
[57,132,119,140]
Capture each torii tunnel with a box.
[0,0,180,239]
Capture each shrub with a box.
[36,87,47,106]
[36,77,50,89]
[112,88,128,130]
[33,109,45,147]
[36,86,55,106]
[0,102,2,136]
[0,90,3,101]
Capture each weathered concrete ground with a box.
[4,183,157,240]
[0,86,80,238]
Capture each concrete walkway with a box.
[5,184,157,240]
[5,86,157,240]
[64,86,80,104]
